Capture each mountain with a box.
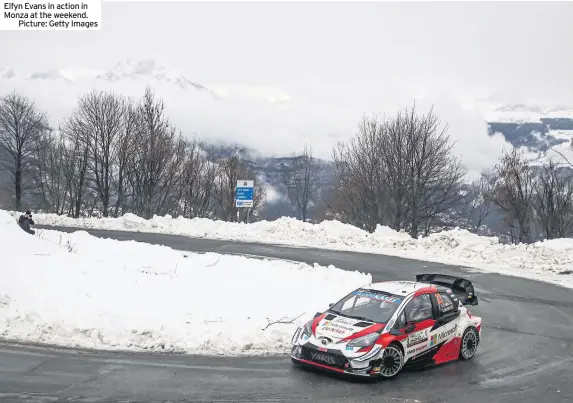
[96,59,211,93]
[0,58,290,106]
[485,104,573,166]
[5,58,213,95]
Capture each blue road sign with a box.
[236,180,254,208]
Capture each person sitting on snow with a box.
[18,210,35,235]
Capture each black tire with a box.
[377,343,405,379]
[459,326,479,360]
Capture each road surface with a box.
[1,226,572,402]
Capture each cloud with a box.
[409,91,510,180]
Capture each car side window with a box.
[404,294,433,322]
[435,291,458,315]
[395,310,406,329]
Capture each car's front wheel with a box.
[377,343,404,379]
[459,326,479,360]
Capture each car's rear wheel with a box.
[459,326,478,360]
[377,343,404,379]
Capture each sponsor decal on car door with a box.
[429,322,458,347]
[402,319,434,357]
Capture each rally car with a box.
[290,273,481,378]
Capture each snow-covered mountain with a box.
[0,58,290,105]
[96,59,211,92]
[484,103,573,123]
[5,58,212,93]
[484,104,573,166]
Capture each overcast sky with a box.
[1,1,572,178]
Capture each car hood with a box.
[313,313,381,342]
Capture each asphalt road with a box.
[1,226,572,403]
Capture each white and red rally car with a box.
[290,273,482,378]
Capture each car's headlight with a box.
[292,320,313,344]
[301,320,313,338]
[346,333,380,348]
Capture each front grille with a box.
[300,345,348,369]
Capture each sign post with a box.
[235,180,254,222]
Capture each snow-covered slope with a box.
[0,58,287,104]
[484,104,573,124]
[0,210,370,354]
[96,58,210,92]
[483,103,573,166]
[526,130,573,167]
[8,210,572,289]
[3,58,213,95]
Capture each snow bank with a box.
[8,210,573,289]
[0,211,371,355]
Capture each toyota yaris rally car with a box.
[290,273,481,378]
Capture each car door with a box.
[397,293,436,358]
[428,290,460,348]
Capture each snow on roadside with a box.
[0,211,371,355]
[7,210,573,290]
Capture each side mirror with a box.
[328,303,334,307]
[404,322,416,333]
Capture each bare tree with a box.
[380,113,411,231]
[551,140,573,168]
[42,129,91,218]
[64,90,126,217]
[460,173,495,233]
[331,116,387,232]
[533,159,573,239]
[31,131,69,214]
[281,143,317,221]
[0,91,49,210]
[331,106,466,237]
[400,106,466,237]
[125,87,186,218]
[62,129,90,218]
[178,138,217,218]
[112,99,139,217]
[485,148,535,243]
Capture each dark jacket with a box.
[18,215,34,232]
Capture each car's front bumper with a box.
[290,345,379,378]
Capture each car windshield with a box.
[329,288,403,324]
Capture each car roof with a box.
[365,280,437,297]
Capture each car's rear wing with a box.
[415,273,478,306]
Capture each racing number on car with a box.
[435,292,454,313]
